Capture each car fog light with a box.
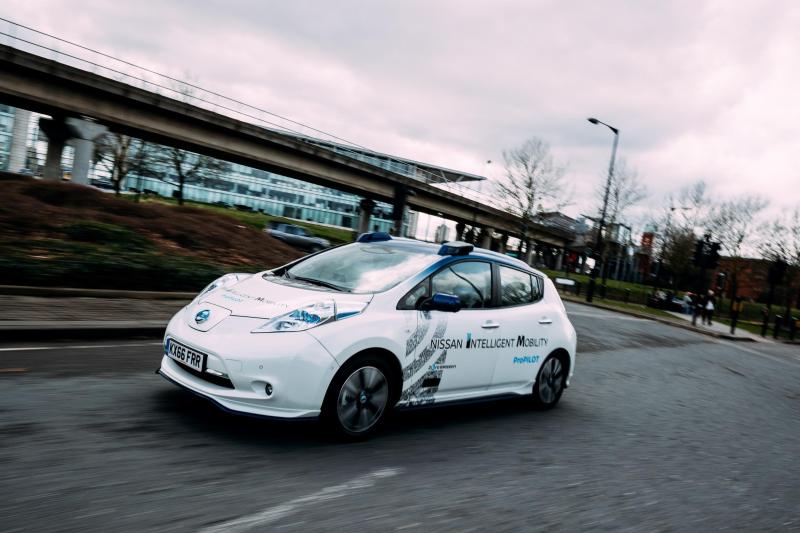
[265,383,273,397]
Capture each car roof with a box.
[360,237,546,277]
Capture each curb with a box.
[0,285,195,300]
[561,296,760,343]
[0,320,166,342]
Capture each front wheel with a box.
[321,355,392,439]
[531,354,567,409]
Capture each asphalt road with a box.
[2,302,799,532]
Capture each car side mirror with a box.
[420,292,461,313]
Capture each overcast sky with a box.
[3,0,799,229]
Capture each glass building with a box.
[121,155,416,235]
[0,104,14,171]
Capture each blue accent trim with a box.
[357,232,393,243]
[396,392,526,411]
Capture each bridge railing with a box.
[0,17,501,211]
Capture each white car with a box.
[158,233,577,438]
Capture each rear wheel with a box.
[322,355,392,439]
[531,354,567,409]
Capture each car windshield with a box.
[282,243,435,293]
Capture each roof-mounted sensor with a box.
[357,232,393,243]
[438,241,474,256]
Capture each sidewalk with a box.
[561,294,763,342]
[0,294,189,341]
[664,310,770,343]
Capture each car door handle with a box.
[538,317,553,325]
[481,321,500,329]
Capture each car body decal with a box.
[399,315,451,406]
[400,350,449,406]
[405,319,430,357]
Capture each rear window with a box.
[499,265,543,306]
[283,243,435,293]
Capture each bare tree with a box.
[155,148,229,206]
[94,133,155,196]
[650,180,710,288]
[706,195,768,301]
[495,137,570,255]
[760,207,800,310]
[593,158,646,280]
[594,158,647,227]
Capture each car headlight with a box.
[252,300,367,333]
[193,273,247,304]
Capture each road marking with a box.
[715,339,800,366]
[567,311,646,321]
[197,467,402,533]
[0,342,162,352]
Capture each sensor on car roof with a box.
[357,232,393,243]
[438,241,473,256]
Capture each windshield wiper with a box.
[291,275,350,292]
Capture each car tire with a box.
[310,244,323,253]
[321,354,393,440]
[531,353,567,409]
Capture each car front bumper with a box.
[158,310,340,419]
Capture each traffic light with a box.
[708,242,721,269]
[715,272,726,292]
[768,260,787,286]
[693,239,705,267]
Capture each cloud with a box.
[2,0,798,229]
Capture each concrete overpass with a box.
[0,43,575,251]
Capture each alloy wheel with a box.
[337,366,389,434]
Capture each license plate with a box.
[166,339,206,372]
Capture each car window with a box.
[398,280,430,310]
[285,243,435,293]
[432,261,491,309]
[297,227,309,237]
[500,265,534,306]
[531,275,543,301]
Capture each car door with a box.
[419,260,500,400]
[489,265,551,390]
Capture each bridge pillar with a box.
[391,185,409,236]
[358,198,375,235]
[499,234,508,254]
[554,247,564,271]
[479,227,492,249]
[455,222,466,241]
[39,116,70,180]
[66,118,107,186]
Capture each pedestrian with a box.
[704,290,716,325]
[692,293,703,326]
[683,292,693,315]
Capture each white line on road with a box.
[197,467,402,533]
[567,311,646,321]
[714,339,800,366]
[0,342,162,352]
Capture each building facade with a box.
[121,159,416,236]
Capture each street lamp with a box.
[585,117,619,303]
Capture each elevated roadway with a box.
[0,43,573,247]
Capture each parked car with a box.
[158,233,577,438]
[266,222,330,252]
[646,290,685,312]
